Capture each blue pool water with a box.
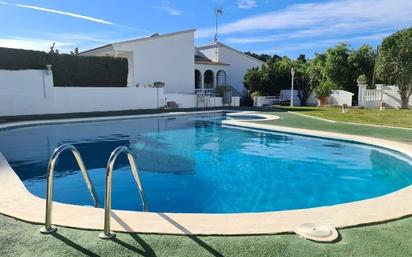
[0,113,412,213]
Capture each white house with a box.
[0,29,263,117]
[80,29,263,97]
[195,43,264,96]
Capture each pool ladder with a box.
[40,144,100,234]
[99,146,148,239]
[40,144,148,240]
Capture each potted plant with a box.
[315,81,332,106]
[250,91,263,107]
[250,91,263,99]
[356,74,367,85]
[153,81,165,88]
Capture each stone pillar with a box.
[357,84,367,107]
[212,71,216,90]
[43,65,54,99]
[201,71,204,93]
[376,84,383,101]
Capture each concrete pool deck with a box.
[0,110,412,236]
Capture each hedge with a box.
[0,47,128,87]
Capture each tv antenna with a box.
[214,7,223,43]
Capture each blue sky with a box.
[0,0,411,58]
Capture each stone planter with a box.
[318,96,328,106]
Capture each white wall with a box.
[329,90,354,107]
[281,90,353,106]
[254,90,353,107]
[377,84,412,109]
[358,84,412,109]
[0,70,54,116]
[199,44,263,96]
[53,87,164,114]
[165,94,240,108]
[116,31,195,94]
[0,69,239,117]
[279,90,303,105]
[164,94,197,108]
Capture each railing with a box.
[204,89,214,95]
[227,86,243,97]
[40,144,99,234]
[99,146,148,239]
[365,89,382,101]
[195,88,214,95]
[195,87,243,97]
[196,89,216,108]
[253,96,281,107]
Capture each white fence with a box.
[254,90,353,107]
[328,90,354,107]
[358,84,412,109]
[0,69,240,117]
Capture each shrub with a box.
[377,27,412,109]
[0,47,128,87]
[357,74,368,84]
[250,91,264,98]
[315,81,333,98]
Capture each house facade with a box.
[81,29,263,97]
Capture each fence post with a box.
[357,84,367,107]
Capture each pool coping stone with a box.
[1,111,412,235]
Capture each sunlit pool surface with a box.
[0,113,411,213]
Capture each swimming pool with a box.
[0,113,411,214]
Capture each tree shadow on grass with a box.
[157,213,224,257]
[106,212,224,257]
[51,232,100,257]
[110,236,157,257]
[110,212,157,256]
[51,228,157,257]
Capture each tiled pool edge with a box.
[0,110,232,130]
[1,111,412,235]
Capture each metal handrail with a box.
[99,146,148,239]
[40,144,99,234]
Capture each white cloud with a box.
[226,22,392,44]
[0,1,147,32]
[0,1,113,24]
[258,33,390,55]
[155,1,182,16]
[0,33,132,53]
[237,0,257,9]
[0,37,75,52]
[197,0,412,39]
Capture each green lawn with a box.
[252,108,412,143]
[1,214,412,257]
[279,106,412,129]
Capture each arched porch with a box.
[195,69,202,91]
[204,70,214,91]
[216,70,227,86]
[194,64,228,94]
